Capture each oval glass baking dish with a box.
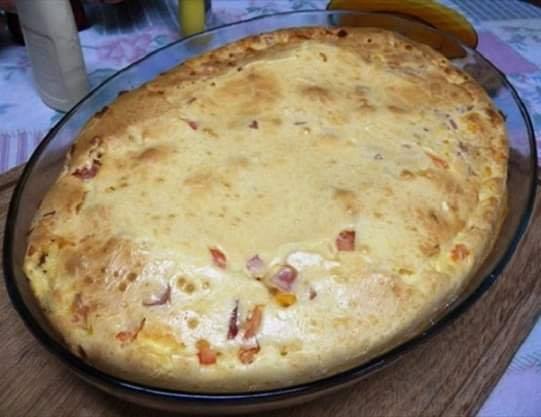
[3,10,537,415]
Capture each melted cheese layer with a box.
[24,27,508,392]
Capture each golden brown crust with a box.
[24,27,507,392]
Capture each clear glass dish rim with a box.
[3,10,538,404]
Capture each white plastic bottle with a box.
[15,0,89,112]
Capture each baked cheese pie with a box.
[24,27,508,391]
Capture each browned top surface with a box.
[1,165,539,416]
[22,27,508,392]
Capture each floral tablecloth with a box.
[0,1,540,415]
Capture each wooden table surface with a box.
[0,165,539,417]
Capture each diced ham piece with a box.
[210,248,226,269]
[115,319,146,343]
[182,118,199,130]
[72,160,101,180]
[115,330,138,343]
[426,152,449,169]
[451,244,470,261]
[142,284,171,306]
[71,293,95,330]
[243,305,263,340]
[271,265,298,292]
[71,293,90,325]
[336,230,355,251]
[239,342,260,364]
[196,339,217,365]
[227,300,239,340]
[115,331,133,343]
[246,255,264,276]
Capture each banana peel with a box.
[328,0,478,58]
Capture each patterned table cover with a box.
[0,1,539,415]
